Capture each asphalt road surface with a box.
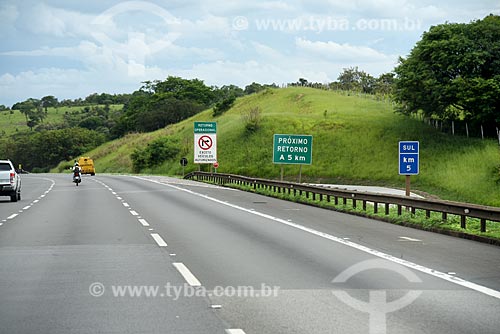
[0,174,499,334]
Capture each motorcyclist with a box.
[73,162,81,182]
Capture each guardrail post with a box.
[352,198,357,209]
[362,200,366,211]
[385,203,389,215]
[319,194,323,202]
[442,212,447,221]
[327,195,330,203]
[335,197,339,205]
[397,205,402,216]
[481,219,486,232]
[343,197,347,206]
[411,207,416,216]
[426,210,431,218]
[374,202,378,214]
[461,215,466,229]
[312,193,316,201]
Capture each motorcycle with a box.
[73,172,81,186]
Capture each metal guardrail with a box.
[185,171,500,233]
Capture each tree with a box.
[394,15,500,126]
[152,76,216,107]
[374,73,395,96]
[337,67,362,91]
[41,95,58,111]
[216,85,244,100]
[244,82,265,94]
[13,98,45,130]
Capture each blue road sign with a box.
[399,141,419,175]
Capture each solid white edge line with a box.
[173,262,201,287]
[226,329,246,334]
[139,218,150,226]
[134,176,500,300]
[150,233,168,247]
[7,214,18,219]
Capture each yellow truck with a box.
[78,157,96,176]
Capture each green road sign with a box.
[273,134,313,165]
[194,121,217,133]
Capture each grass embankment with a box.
[74,87,499,206]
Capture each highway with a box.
[0,174,499,334]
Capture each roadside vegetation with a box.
[83,86,499,207]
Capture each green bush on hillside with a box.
[131,137,180,172]
[213,96,236,117]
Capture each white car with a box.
[0,160,21,202]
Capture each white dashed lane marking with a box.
[139,219,150,226]
[151,233,168,247]
[226,329,246,334]
[173,262,201,287]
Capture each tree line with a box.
[1,77,277,171]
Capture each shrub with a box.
[241,107,262,133]
[131,137,180,172]
[212,95,236,117]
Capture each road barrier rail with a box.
[185,171,500,233]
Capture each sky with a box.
[0,0,499,107]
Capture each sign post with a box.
[194,122,217,164]
[273,134,313,182]
[180,157,188,177]
[399,141,419,196]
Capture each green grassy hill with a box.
[78,87,499,206]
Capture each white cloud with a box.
[174,15,231,37]
[23,3,96,37]
[0,3,18,25]
[254,1,295,11]
[295,37,394,62]
[251,42,284,60]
